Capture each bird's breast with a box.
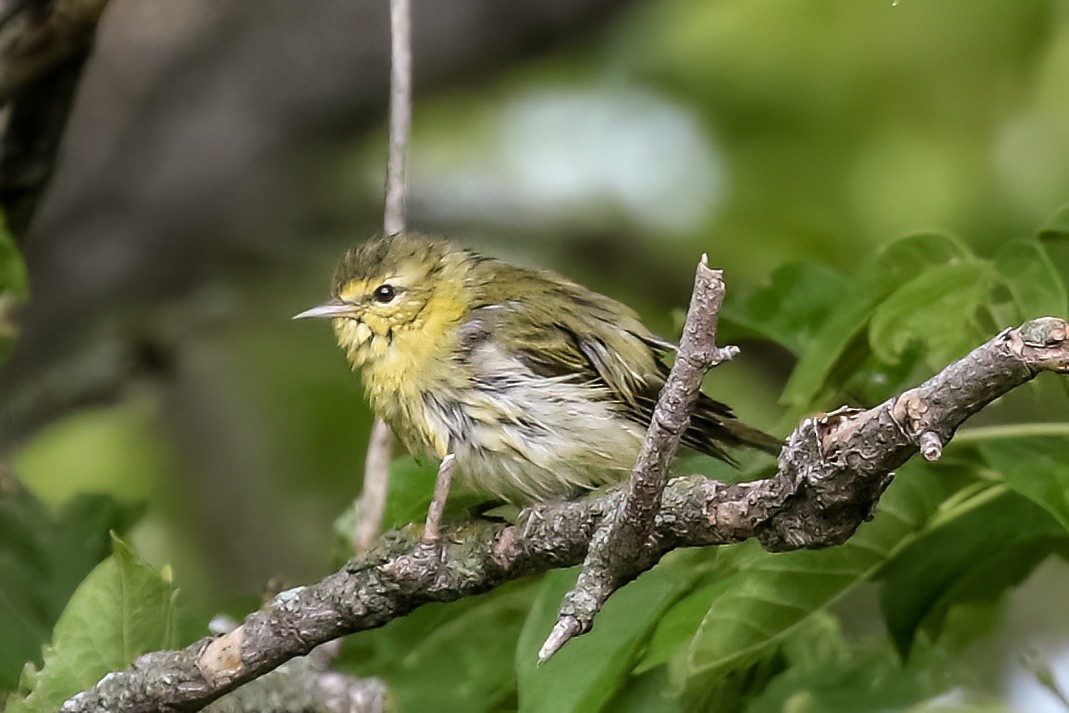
[357,316,469,460]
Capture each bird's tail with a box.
[685,394,783,459]
[719,418,783,456]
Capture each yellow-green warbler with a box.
[295,234,779,503]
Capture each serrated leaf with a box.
[994,239,1067,321]
[979,436,1069,531]
[781,231,972,411]
[877,487,1066,657]
[6,534,178,713]
[868,261,994,367]
[0,491,141,693]
[667,462,971,689]
[515,551,706,713]
[721,261,848,354]
[337,580,535,713]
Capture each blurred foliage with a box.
[6,1,1069,711]
[338,580,535,713]
[0,491,141,692]
[5,535,178,712]
[14,400,178,508]
[0,216,28,365]
[742,611,1006,713]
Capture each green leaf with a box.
[14,401,178,508]
[683,545,879,680]
[0,216,27,298]
[979,436,1069,531]
[635,550,752,674]
[0,215,28,363]
[1037,206,1069,313]
[602,666,685,713]
[1037,202,1069,241]
[994,239,1067,321]
[515,551,707,713]
[868,261,995,368]
[877,487,1066,657]
[0,491,141,692]
[746,613,922,713]
[745,611,1003,713]
[382,456,439,528]
[337,580,536,713]
[6,534,178,713]
[335,455,488,553]
[667,459,979,688]
[721,262,848,354]
[781,231,972,411]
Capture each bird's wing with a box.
[462,264,668,403]
[461,262,781,460]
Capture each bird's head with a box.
[294,233,472,368]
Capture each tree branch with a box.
[60,316,1069,712]
[0,0,109,233]
[541,255,738,661]
[200,620,386,713]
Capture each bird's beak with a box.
[292,299,358,320]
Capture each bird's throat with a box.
[342,292,468,427]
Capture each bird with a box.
[294,233,780,504]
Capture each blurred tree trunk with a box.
[0,0,632,445]
[0,0,632,590]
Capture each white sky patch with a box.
[409,86,723,235]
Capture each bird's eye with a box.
[373,284,397,303]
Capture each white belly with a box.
[420,346,645,502]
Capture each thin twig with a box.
[423,453,455,541]
[354,419,392,552]
[380,0,460,548]
[62,317,1069,712]
[383,0,411,237]
[540,255,739,662]
[355,0,413,551]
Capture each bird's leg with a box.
[423,453,455,541]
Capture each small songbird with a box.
[295,234,780,503]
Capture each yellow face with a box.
[331,266,437,363]
[295,234,472,370]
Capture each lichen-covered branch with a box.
[200,623,386,713]
[62,317,1069,713]
[540,255,738,662]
